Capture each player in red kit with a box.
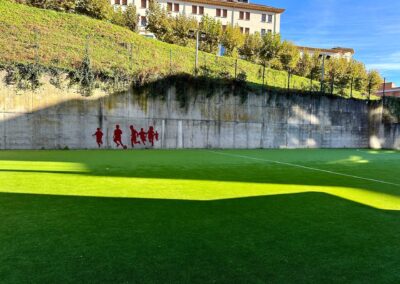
[92,128,103,148]
[129,125,141,147]
[147,126,156,146]
[113,125,125,148]
[138,128,147,145]
[155,130,159,141]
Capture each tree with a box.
[239,32,262,63]
[334,58,351,95]
[199,15,222,54]
[295,51,311,77]
[171,14,197,47]
[323,58,349,95]
[220,25,244,57]
[259,33,282,66]
[111,6,125,26]
[347,60,367,95]
[21,0,76,11]
[77,0,113,20]
[366,70,383,97]
[308,52,321,91]
[124,4,138,32]
[146,0,172,42]
[279,40,299,89]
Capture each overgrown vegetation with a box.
[10,0,139,31]
[382,97,400,123]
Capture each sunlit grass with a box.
[1,171,400,210]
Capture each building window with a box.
[268,29,272,34]
[223,9,227,18]
[245,12,250,20]
[245,27,250,34]
[239,27,244,33]
[216,8,221,17]
[115,0,120,4]
[268,14,273,23]
[140,16,147,26]
[141,0,146,8]
[192,5,197,14]
[261,14,266,22]
[167,2,172,12]
[239,11,244,20]
[199,6,204,15]
[261,28,266,36]
[174,3,179,12]
[122,0,127,5]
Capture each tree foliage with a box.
[239,32,262,63]
[124,4,138,32]
[259,33,282,66]
[199,16,222,53]
[146,0,172,42]
[280,40,299,73]
[76,0,113,20]
[220,25,244,57]
[171,14,197,46]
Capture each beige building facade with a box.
[112,0,284,36]
[298,46,355,61]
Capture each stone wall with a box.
[0,74,398,150]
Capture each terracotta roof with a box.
[298,46,355,55]
[179,0,285,13]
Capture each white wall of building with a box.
[111,0,281,35]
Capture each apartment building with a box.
[298,46,355,61]
[112,0,284,36]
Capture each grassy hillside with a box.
[0,1,323,91]
[0,0,368,98]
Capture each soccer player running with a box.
[129,125,141,148]
[138,128,147,145]
[92,128,103,148]
[147,126,156,147]
[113,125,125,148]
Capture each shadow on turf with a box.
[0,191,400,283]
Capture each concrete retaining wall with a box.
[0,74,398,150]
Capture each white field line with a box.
[208,151,400,188]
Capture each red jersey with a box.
[95,130,103,140]
[114,129,122,139]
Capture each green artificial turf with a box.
[0,149,399,283]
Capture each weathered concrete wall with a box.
[369,102,400,150]
[0,74,398,149]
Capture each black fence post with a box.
[262,64,265,91]
[383,77,386,98]
[169,49,172,74]
[350,77,354,98]
[235,59,238,79]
